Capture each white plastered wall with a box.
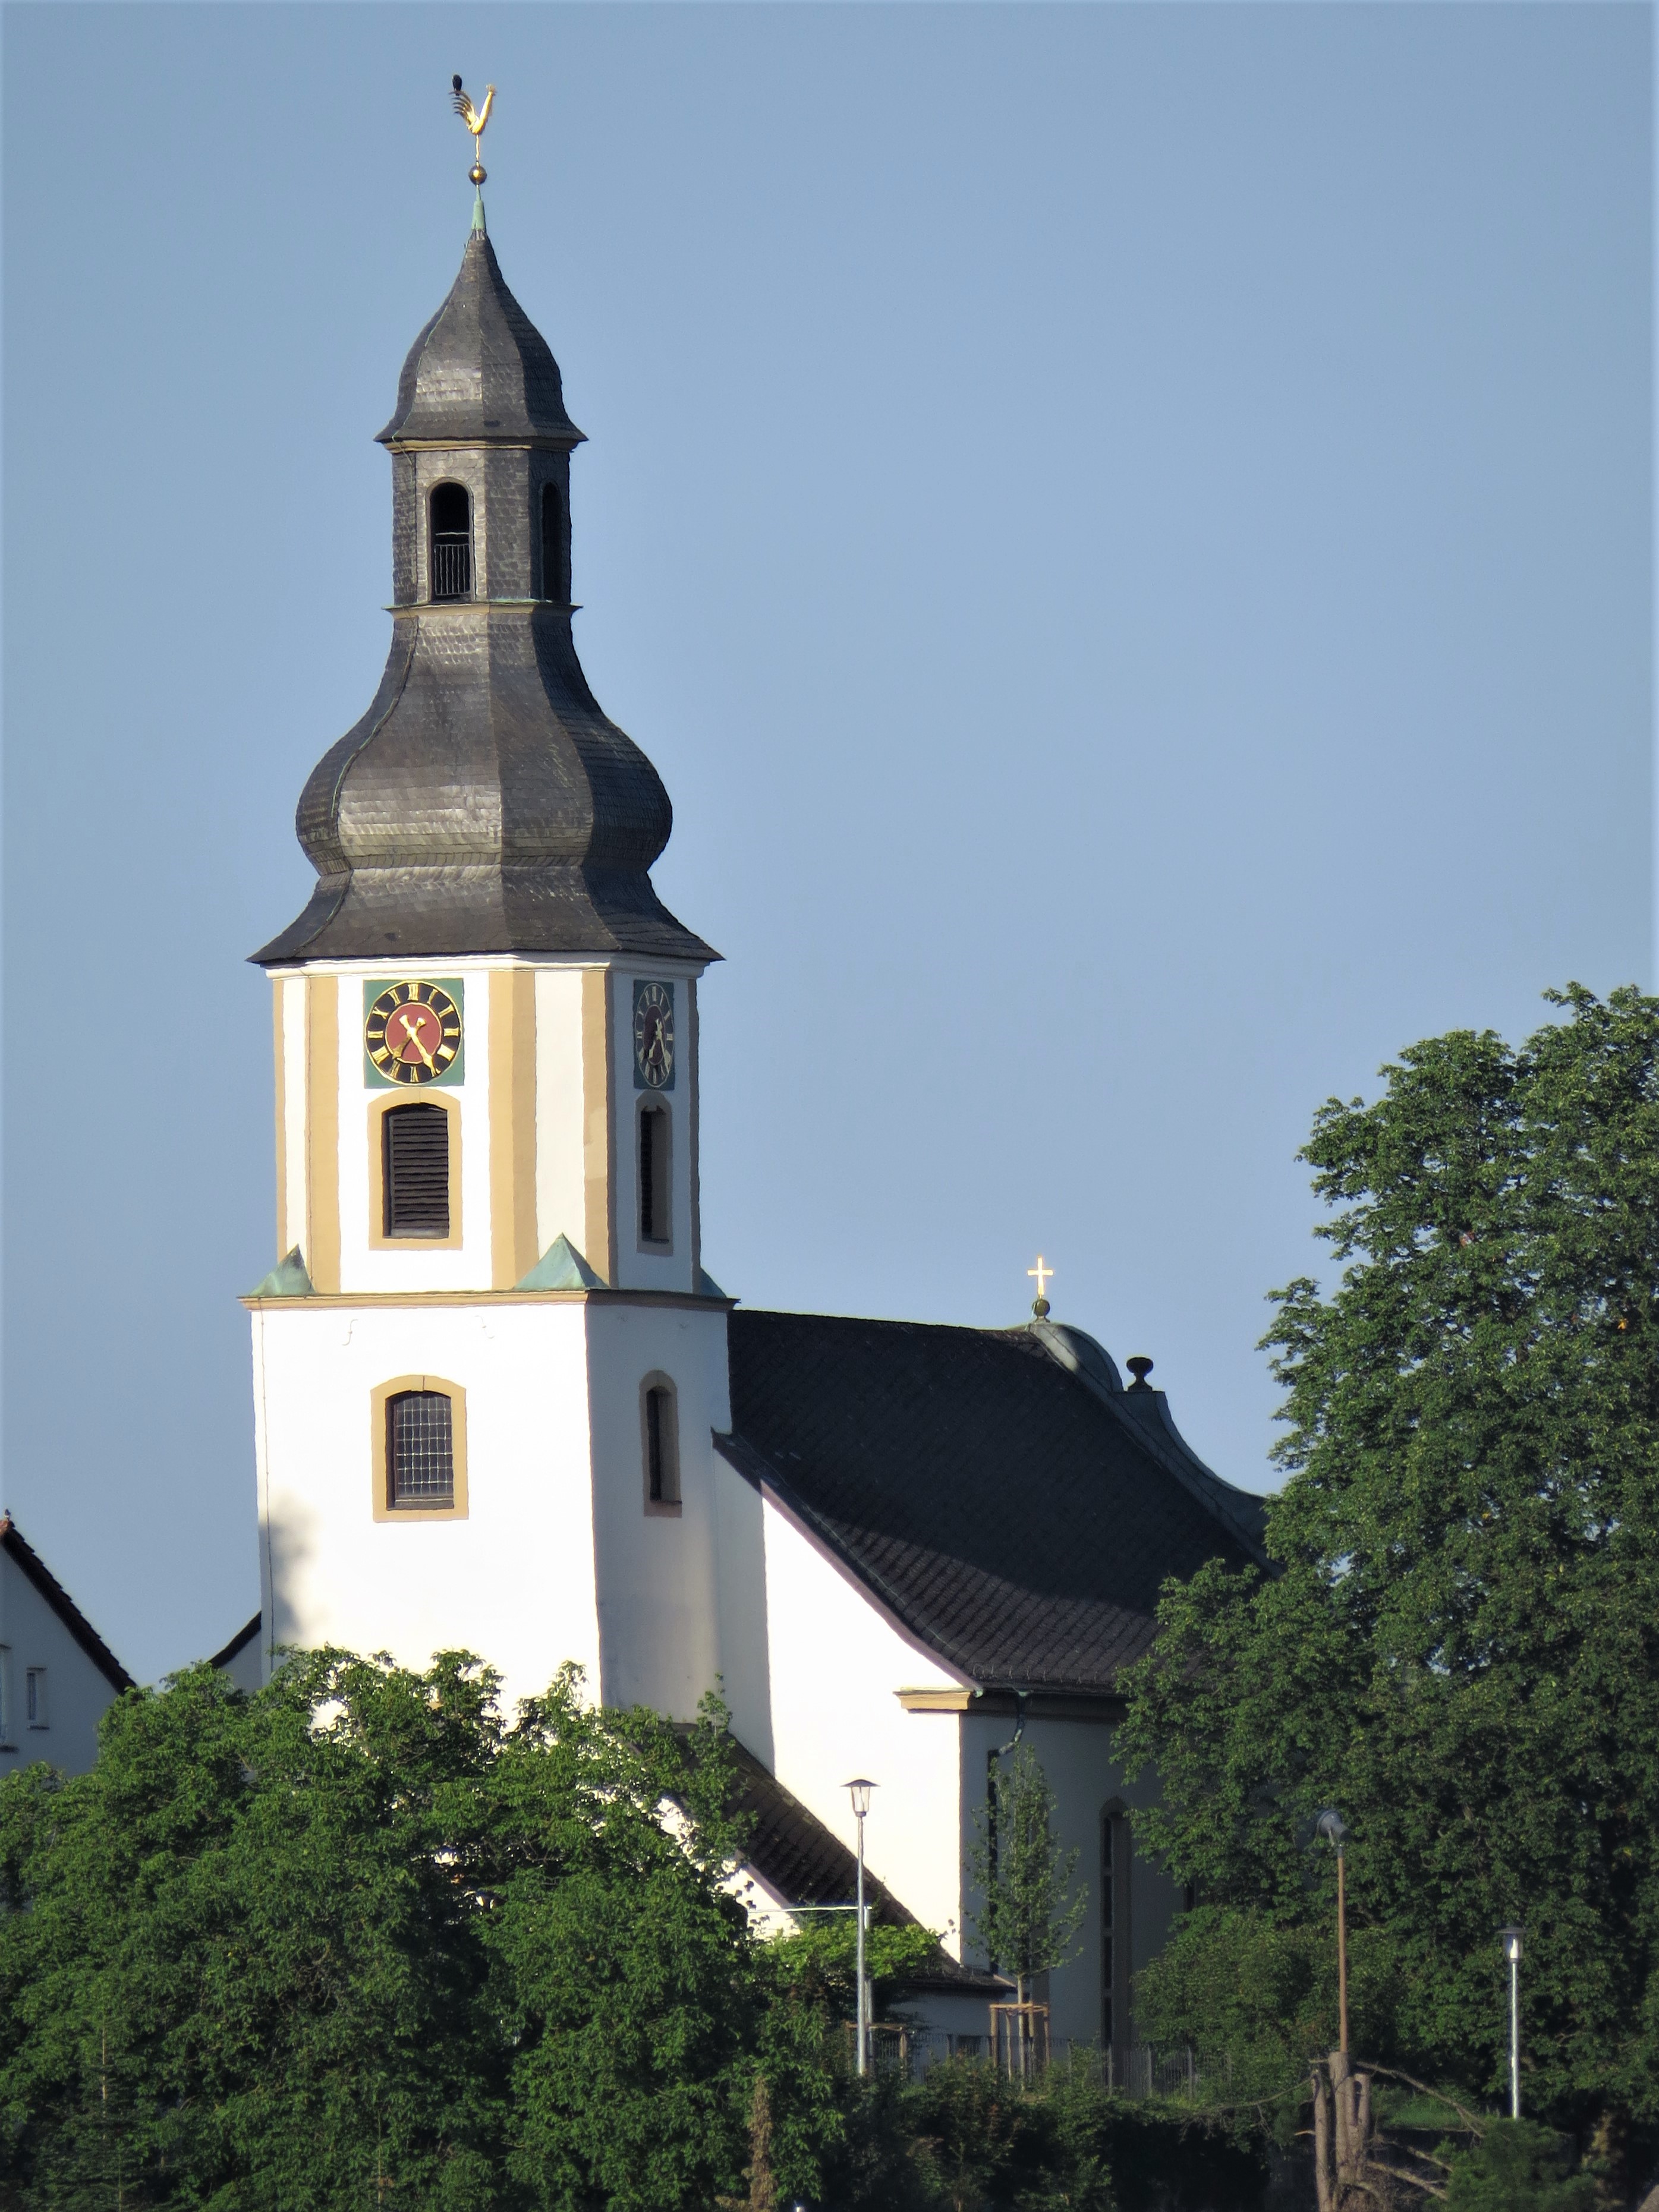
[0,1551,123,1776]
[279,975,308,1256]
[251,1298,602,1711]
[754,1488,968,1946]
[958,1710,1182,2049]
[584,1301,732,1717]
[534,967,587,1261]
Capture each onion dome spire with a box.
[253,223,715,969]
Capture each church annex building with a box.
[17,188,1267,2061]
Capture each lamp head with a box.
[845,1778,876,1819]
[1500,1924,1523,1964]
[1315,1808,1349,1848]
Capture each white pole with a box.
[855,1808,868,2077]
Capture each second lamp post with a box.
[847,1779,876,2075]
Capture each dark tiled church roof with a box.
[717,1312,1266,1696]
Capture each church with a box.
[25,169,1268,2062]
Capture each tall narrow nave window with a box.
[644,1382,679,1505]
[387,1390,455,1507]
[540,482,568,601]
[383,1102,449,1237]
[1100,1814,1116,2047]
[638,1103,671,1246]
[429,482,473,600]
[1101,1805,1129,2051]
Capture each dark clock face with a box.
[633,980,675,1091]
[366,982,463,1085]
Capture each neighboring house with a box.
[0,1517,134,1775]
[209,191,1268,2056]
[210,1613,264,1697]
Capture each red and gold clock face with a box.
[365,982,463,1085]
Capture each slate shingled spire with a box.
[254,229,715,966]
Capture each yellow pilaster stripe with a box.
[490,969,539,1288]
[306,975,341,1293]
[685,978,700,1277]
[581,968,615,1287]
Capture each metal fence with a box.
[866,2024,1220,2101]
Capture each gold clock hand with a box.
[397,1010,438,1069]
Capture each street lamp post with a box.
[1315,1810,1350,2055]
[1499,1927,1523,2119]
[846,1780,876,2076]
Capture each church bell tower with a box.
[245,194,741,1721]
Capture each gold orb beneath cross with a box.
[469,161,487,185]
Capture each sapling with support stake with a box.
[967,1740,1086,2077]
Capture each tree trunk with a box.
[1323,2050,1373,2208]
[1312,2066,1335,2212]
[747,2075,776,2212]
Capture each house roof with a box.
[717,1310,1267,1696]
[209,1612,262,1671]
[0,1517,134,1692]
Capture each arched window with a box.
[382,1101,449,1238]
[429,481,473,601]
[540,481,568,602]
[641,1374,681,1508]
[386,1388,454,1507]
[638,1101,671,1247]
[1101,1801,1131,2056]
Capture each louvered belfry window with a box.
[383,1102,449,1237]
[429,481,473,601]
[388,1390,454,1506]
[639,1104,670,1244]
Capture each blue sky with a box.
[2,3,1651,1682]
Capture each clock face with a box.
[633,980,675,1091]
[365,982,464,1086]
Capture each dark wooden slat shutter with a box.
[383,1103,450,1237]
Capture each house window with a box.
[638,1102,671,1247]
[541,481,567,601]
[429,481,473,601]
[25,1669,47,1729]
[387,1389,455,1508]
[642,1375,681,1508]
[383,1102,449,1238]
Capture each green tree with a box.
[1441,2120,1597,2212]
[967,1745,1087,2035]
[0,1650,833,2211]
[1118,987,1659,2138]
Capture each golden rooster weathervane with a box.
[451,75,496,185]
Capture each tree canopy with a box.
[0,1650,790,2210]
[1119,986,1659,2144]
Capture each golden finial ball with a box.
[469,161,487,186]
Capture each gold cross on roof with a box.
[1027,1255,1054,1315]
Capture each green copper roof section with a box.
[472,188,487,235]
[695,1266,731,1301]
[516,1234,606,1291]
[250,1247,314,1298]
